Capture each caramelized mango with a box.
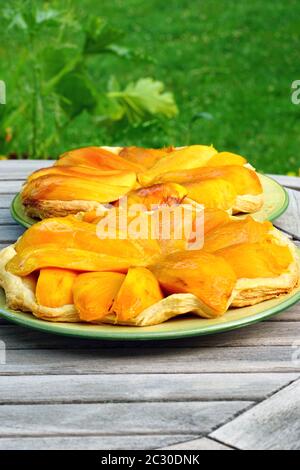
[202,208,231,234]
[7,245,146,277]
[203,217,272,252]
[113,267,163,321]
[119,146,173,169]
[15,216,161,264]
[151,250,236,315]
[56,146,144,172]
[73,272,125,322]
[36,268,77,308]
[138,145,217,186]
[27,166,137,187]
[152,165,262,196]
[216,241,293,278]
[184,178,237,210]
[22,174,135,204]
[206,152,247,167]
[120,183,187,210]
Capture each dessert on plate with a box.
[0,208,298,326]
[20,145,264,219]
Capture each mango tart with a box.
[21,145,263,219]
[0,211,298,326]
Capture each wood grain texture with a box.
[211,378,300,450]
[0,181,25,193]
[0,435,195,450]
[0,373,296,403]
[267,303,300,321]
[0,209,17,225]
[160,436,232,450]
[274,189,300,239]
[269,174,300,190]
[0,401,251,436]
[0,160,51,180]
[1,346,300,374]
[0,225,24,242]
[0,194,14,209]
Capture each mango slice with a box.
[203,217,272,252]
[152,165,262,196]
[36,268,77,308]
[138,145,218,186]
[206,151,247,167]
[15,216,161,263]
[27,166,137,187]
[205,216,272,251]
[113,267,163,322]
[73,272,125,322]
[7,245,146,277]
[120,183,187,210]
[119,146,174,169]
[22,174,135,204]
[202,208,231,234]
[56,146,144,172]
[184,178,237,210]
[216,241,293,278]
[151,250,237,316]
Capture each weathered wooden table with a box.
[0,160,299,451]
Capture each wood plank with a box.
[0,209,17,225]
[267,303,300,321]
[0,194,14,209]
[211,377,300,450]
[273,189,300,240]
[1,346,300,374]
[0,434,196,450]
[269,174,300,190]
[0,373,295,403]
[0,244,9,251]
[0,160,51,179]
[0,402,251,437]
[0,225,24,242]
[160,436,232,450]
[0,181,24,192]
[1,321,300,350]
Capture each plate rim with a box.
[10,173,289,228]
[0,287,299,341]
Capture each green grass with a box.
[4,0,300,173]
[74,0,300,174]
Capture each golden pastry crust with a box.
[233,193,264,214]
[23,198,108,219]
[231,229,300,306]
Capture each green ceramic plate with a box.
[0,282,299,341]
[11,174,288,228]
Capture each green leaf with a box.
[94,91,125,122]
[40,46,80,88]
[56,72,97,118]
[35,9,60,25]
[105,44,132,59]
[84,17,124,54]
[107,76,121,93]
[107,78,178,124]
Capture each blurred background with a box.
[0,0,299,174]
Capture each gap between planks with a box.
[211,376,300,450]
